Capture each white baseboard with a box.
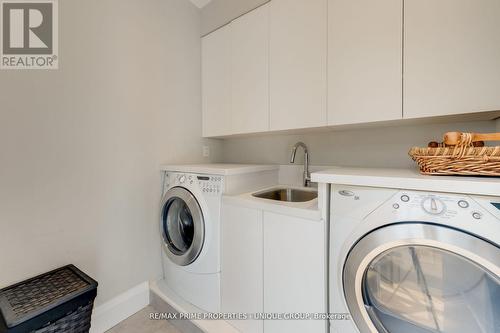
[90,281,150,333]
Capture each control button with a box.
[458,200,469,208]
[339,190,355,197]
[393,203,400,209]
[401,195,410,202]
[179,175,186,183]
[472,212,482,220]
[422,197,446,215]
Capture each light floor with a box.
[106,306,181,333]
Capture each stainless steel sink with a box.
[252,187,318,203]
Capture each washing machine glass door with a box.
[343,223,500,333]
[161,187,205,266]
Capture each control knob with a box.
[422,197,446,215]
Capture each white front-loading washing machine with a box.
[330,185,500,333]
[160,171,224,313]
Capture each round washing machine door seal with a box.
[161,187,205,266]
[343,223,500,333]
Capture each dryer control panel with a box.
[390,192,494,222]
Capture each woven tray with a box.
[409,132,500,176]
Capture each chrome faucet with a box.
[290,142,311,187]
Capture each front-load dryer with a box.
[160,171,224,313]
[330,185,500,333]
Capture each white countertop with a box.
[160,163,279,176]
[312,167,500,197]
[223,185,321,221]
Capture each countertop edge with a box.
[159,164,279,176]
[311,169,500,197]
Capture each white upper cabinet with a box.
[202,24,232,137]
[202,4,270,138]
[328,0,403,125]
[202,0,500,137]
[404,0,500,118]
[231,4,270,134]
[269,0,328,131]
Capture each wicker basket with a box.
[0,265,98,333]
[409,132,500,176]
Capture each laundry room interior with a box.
[0,0,499,333]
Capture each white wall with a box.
[201,0,268,35]
[0,0,220,306]
[220,120,497,168]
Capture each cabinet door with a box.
[404,0,500,118]
[328,0,402,125]
[202,24,232,137]
[221,203,263,333]
[269,0,327,131]
[263,212,326,333]
[231,4,270,134]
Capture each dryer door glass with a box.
[343,223,500,333]
[363,245,500,333]
[161,187,205,266]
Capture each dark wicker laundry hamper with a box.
[0,265,98,333]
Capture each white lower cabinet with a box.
[263,212,326,333]
[221,200,326,333]
[221,203,264,333]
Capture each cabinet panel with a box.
[231,4,270,134]
[263,212,326,333]
[202,25,232,137]
[404,0,500,118]
[328,0,402,125]
[269,0,328,131]
[221,203,263,333]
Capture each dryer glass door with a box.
[343,223,500,333]
[161,187,205,266]
[364,246,500,333]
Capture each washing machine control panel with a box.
[164,172,224,196]
[197,175,224,195]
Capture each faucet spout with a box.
[289,142,311,187]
